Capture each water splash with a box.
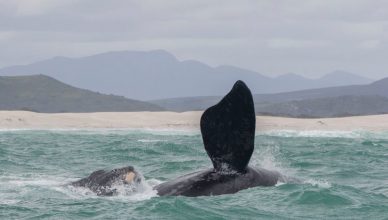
[304,179,332,188]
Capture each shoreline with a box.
[1,111,388,131]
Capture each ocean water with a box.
[1,129,388,219]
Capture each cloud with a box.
[359,40,381,49]
[0,31,14,41]
[0,0,76,16]
[267,38,331,49]
[0,0,388,78]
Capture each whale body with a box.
[154,167,279,196]
[71,80,281,196]
[71,166,141,196]
[155,80,281,196]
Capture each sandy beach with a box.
[0,111,388,131]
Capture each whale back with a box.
[200,80,256,173]
[71,166,140,196]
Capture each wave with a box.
[0,174,162,202]
[0,128,201,136]
[303,179,332,188]
[260,130,388,139]
[137,139,166,143]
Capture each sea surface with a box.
[1,129,388,219]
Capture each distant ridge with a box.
[0,50,373,100]
[256,95,388,118]
[151,77,388,117]
[0,75,163,113]
[253,76,388,103]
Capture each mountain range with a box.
[1,50,385,117]
[1,74,388,117]
[0,50,373,100]
[152,77,388,117]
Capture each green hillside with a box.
[0,75,164,113]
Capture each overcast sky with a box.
[1,0,388,79]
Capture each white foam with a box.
[259,130,363,138]
[65,173,163,201]
[0,128,35,132]
[304,179,332,188]
[275,181,286,187]
[0,128,201,137]
[252,142,289,174]
[146,178,164,187]
[107,173,162,201]
[263,130,388,140]
[216,163,238,175]
[0,199,20,205]
[110,179,160,201]
[60,185,98,199]
[1,175,75,187]
[137,139,165,143]
[7,179,65,187]
[126,128,200,136]
[0,174,161,202]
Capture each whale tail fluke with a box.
[200,80,256,173]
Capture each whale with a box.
[71,80,282,196]
[154,80,281,196]
[71,166,141,196]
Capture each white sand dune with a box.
[0,111,388,131]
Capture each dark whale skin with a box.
[200,80,256,172]
[155,166,280,196]
[154,80,282,197]
[71,166,139,196]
